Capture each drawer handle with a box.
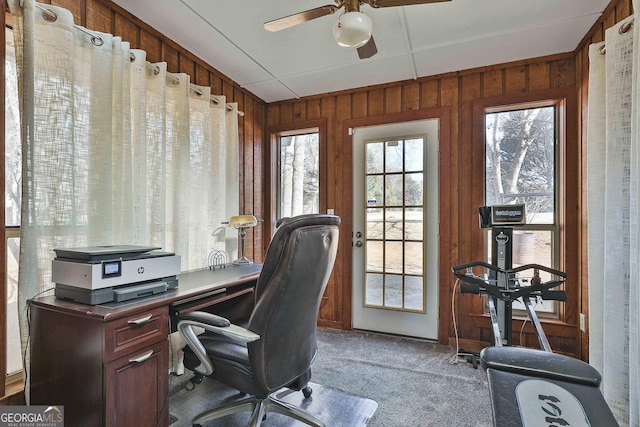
[129,350,154,363]
[128,314,153,325]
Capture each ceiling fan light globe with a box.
[332,11,372,48]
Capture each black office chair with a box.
[177,214,340,427]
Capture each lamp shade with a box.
[332,11,372,48]
[227,215,258,229]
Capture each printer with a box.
[52,245,181,305]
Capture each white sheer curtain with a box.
[587,7,640,426]
[9,0,239,399]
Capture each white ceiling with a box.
[111,0,610,103]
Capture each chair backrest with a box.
[247,214,340,391]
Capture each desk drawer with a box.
[105,307,168,363]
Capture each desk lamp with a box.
[226,215,258,264]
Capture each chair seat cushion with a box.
[182,332,253,377]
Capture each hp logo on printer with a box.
[138,266,145,274]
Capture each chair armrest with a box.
[176,311,260,376]
[178,311,260,343]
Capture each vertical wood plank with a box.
[367,88,385,116]
[279,103,293,124]
[86,0,112,34]
[528,62,551,92]
[352,92,367,119]
[482,69,503,98]
[162,44,179,73]
[384,86,402,114]
[505,65,526,94]
[51,0,83,24]
[139,29,161,63]
[114,12,139,46]
[402,82,420,112]
[550,58,576,89]
[420,80,439,109]
[334,94,352,327]
[307,99,321,121]
[292,101,306,122]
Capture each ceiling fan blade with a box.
[357,36,377,59]
[264,5,339,32]
[364,0,451,8]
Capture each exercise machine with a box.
[450,205,619,426]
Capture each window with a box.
[5,27,23,381]
[278,132,320,217]
[484,103,559,315]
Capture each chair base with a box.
[192,391,325,427]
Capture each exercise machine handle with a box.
[511,263,567,279]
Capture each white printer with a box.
[52,245,181,305]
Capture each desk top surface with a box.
[32,263,262,321]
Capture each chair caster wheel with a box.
[302,386,313,398]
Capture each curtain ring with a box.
[599,44,606,55]
[211,97,220,105]
[129,52,136,63]
[91,35,104,46]
[619,21,633,34]
[41,8,57,22]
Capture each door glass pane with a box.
[366,176,383,208]
[363,136,427,313]
[405,173,423,205]
[405,208,423,241]
[366,142,383,174]
[384,274,403,308]
[365,273,383,305]
[278,133,319,217]
[404,241,423,276]
[404,138,423,172]
[384,208,403,240]
[385,175,403,206]
[366,240,383,272]
[404,276,424,311]
[384,241,403,274]
[385,141,403,173]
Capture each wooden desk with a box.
[29,264,261,427]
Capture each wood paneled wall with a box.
[266,0,633,358]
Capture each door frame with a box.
[341,108,452,344]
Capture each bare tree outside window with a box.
[485,106,555,223]
[279,133,320,217]
[485,105,558,315]
[5,30,24,375]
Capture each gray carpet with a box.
[169,381,377,426]
[169,327,492,427]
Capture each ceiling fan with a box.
[264,0,452,59]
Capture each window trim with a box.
[472,88,576,327]
[265,119,327,244]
